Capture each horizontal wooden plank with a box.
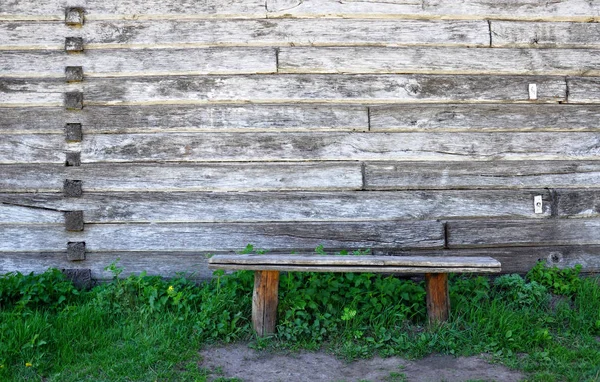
[209,254,500,268]
[0,135,65,163]
[0,221,445,251]
[77,132,598,162]
[0,189,552,224]
[0,48,276,77]
[491,21,600,48]
[279,47,600,76]
[447,219,600,248]
[370,104,600,132]
[266,0,600,22]
[0,75,567,106]
[376,246,600,274]
[0,19,488,50]
[365,161,600,190]
[0,0,266,20]
[556,189,600,218]
[0,105,368,134]
[0,252,214,280]
[0,162,363,192]
[567,77,600,104]
[207,264,500,273]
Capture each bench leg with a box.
[425,273,450,324]
[252,270,280,336]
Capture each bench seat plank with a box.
[208,254,501,271]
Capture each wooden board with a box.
[568,77,600,104]
[279,47,600,76]
[0,75,567,106]
[0,105,368,134]
[209,254,500,268]
[75,132,598,163]
[370,104,600,132]
[0,134,65,163]
[0,221,445,252]
[0,19,488,50]
[556,190,600,218]
[0,48,276,77]
[207,264,500,273]
[365,161,600,190]
[0,162,362,192]
[266,0,600,22]
[447,219,600,248]
[491,21,600,48]
[0,189,552,224]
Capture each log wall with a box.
[1,0,599,279]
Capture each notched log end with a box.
[65,66,84,83]
[65,37,84,53]
[66,241,86,261]
[65,210,84,231]
[65,7,85,27]
[65,91,84,110]
[61,268,92,289]
[65,151,81,167]
[63,179,83,197]
[65,123,83,142]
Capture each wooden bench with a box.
[208,254,501,336]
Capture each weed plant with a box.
[0,259,598,381]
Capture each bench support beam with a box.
[252,270,280,336]
[425,273,450,324]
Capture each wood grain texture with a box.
[0,75,566,106]
[370,104,600,132]
[0,0,267,20]
[365,161,600,190]
[491,21,600,48]
[425,273,449,323]
[266,0,600,21]
[568,77,600,103]
[0,221,445,252]
[76,132,598,163]
[556,190,600,218]
[0,48,276,77]
[0,162,362,192]
[252,270,279,336]
[0,135,65,163]
[0,251,214,280]
[376,246,600,274]
[447,219,600,248]
[279,47,600,76]
[209,254,500,268]
[0,190,552,224]
[0,105,368,134]
[0,19,488,50]
[207,264,500,273]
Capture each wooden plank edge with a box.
[207,264,500,273]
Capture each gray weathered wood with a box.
[0,75,567,106]
[365,161,600,190]
[0,19,488,50]
[0,189,552,224]
[0,221,445,251]
[209,254,500,268]
[76,132,597,163]
[492,21,600,48]
[0,251,214,280]
[0,0,266,20]
[0,48,276,77]
[567,77,600,103]
[370,104,600,132]
[279,47,600,76]
[556,190,600,218]
[0,162,362,192]
[376,246,600,274]
[0,135,65,163]
[266,0,600,21]
[447,219,600,248]
[207,264,500,273]
[0,105,368,133]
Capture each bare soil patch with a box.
[199,344,525,382]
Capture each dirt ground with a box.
[199,344,525,382]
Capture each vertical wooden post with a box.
[425,273,449,324]
[252,270,280,336]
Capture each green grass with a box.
[0,260,599,381]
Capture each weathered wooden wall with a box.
[1,0,600,279]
